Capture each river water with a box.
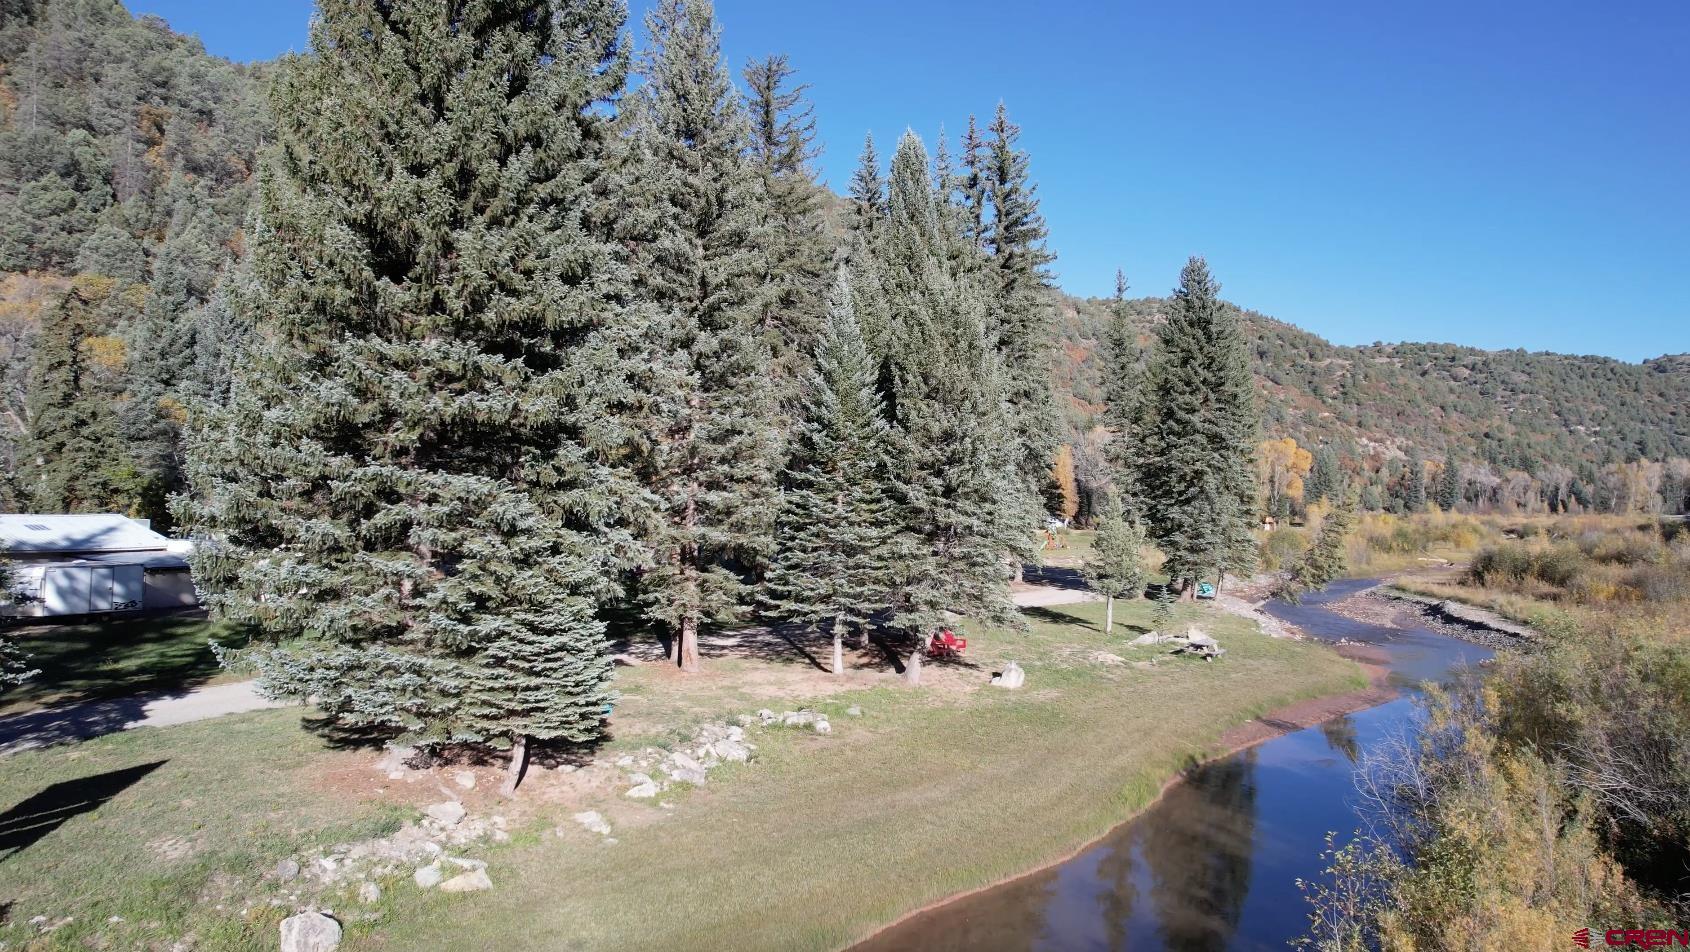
[854,578,1492,952]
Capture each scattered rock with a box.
[991,662,1026,689]
[279,911,342,952]
[812,719,832,734]
[374,745,415,774]
[413,864,444,889]
[708,738,750,762]
[452,771,477,790]
[444,856,487,871]
[438,869,493,893]
[626,781,661,799]
[274,858,301,881]
[845,705,863,717]
[571,811,612,836]
[425,801,466,826]
[616,755,635,767]
[781,710,820,727]
[357,881,381,904]
[668,767,707,786]
[756,709,777,725]
[386,770,406,781]
[1127,632,1167,647]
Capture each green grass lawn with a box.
[0,599,1363,952]
[0,614,248,714]
[0,708,402,950]
[369,599,1361,952]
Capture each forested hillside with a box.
[2,0,1685,529]
[0,0,266,522]
[1055,292,1690,520]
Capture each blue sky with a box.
[136,0,1689,362]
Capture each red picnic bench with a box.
[928,628,967,659]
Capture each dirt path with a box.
[0,680,287,755]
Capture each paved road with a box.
[0,680,286,756]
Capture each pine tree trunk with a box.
[831,617,844,677]
[905,643,923,685]
[1105,596,1114,634]
[1178,577,1196,602]
[501,734,528,797]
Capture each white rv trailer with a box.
[1,513,197,623]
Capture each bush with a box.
[1260,526,1308,571]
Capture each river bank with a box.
[858,577,1494,950]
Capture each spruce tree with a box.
[982,103,1061,502]
[1130,257,1259,596]
[1403,445,1427,512]
[742,54,832,414]
[761,272,897,675]
[1436,458,1463,511]
[1082,493,1148,634]
[178,0,636,791]
[1103,269,1140,489]
[0,557,36,687]
[873,131,1035,682]
[1279,493,1356,602]
[620,0,780,673]
[20,287,136,513]
[959,114,989,249]
[846,133,886,238]
[1306,445,1344,506]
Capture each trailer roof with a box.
[0,513,174,555]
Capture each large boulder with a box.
[992,662,1026,689]
[280,912,342,952]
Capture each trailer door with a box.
[87,567,113,613]
[42,567,93,615]
[111,565,144,611]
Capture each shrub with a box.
[1260,526,1308,571]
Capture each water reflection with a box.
[855,581,1492,952]
[1143,753,1259,950]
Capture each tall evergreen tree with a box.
[620,0,780,673]
[1436,457,1463,511]
[845,133,886,238]
[761,273,897,675]
[19,287,138,513]
[1130,257,1259,595]
[178,0,637,792]
[1306,445,1344,506]
[873,131,1035,682]
[1103,268,1140,485]
[958,114,989,249]
[982,103,1061,501]
[1403,445,1427,512]
[742,53,832,413]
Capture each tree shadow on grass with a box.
[0,761,165,864]
[1022,565,1088,590]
